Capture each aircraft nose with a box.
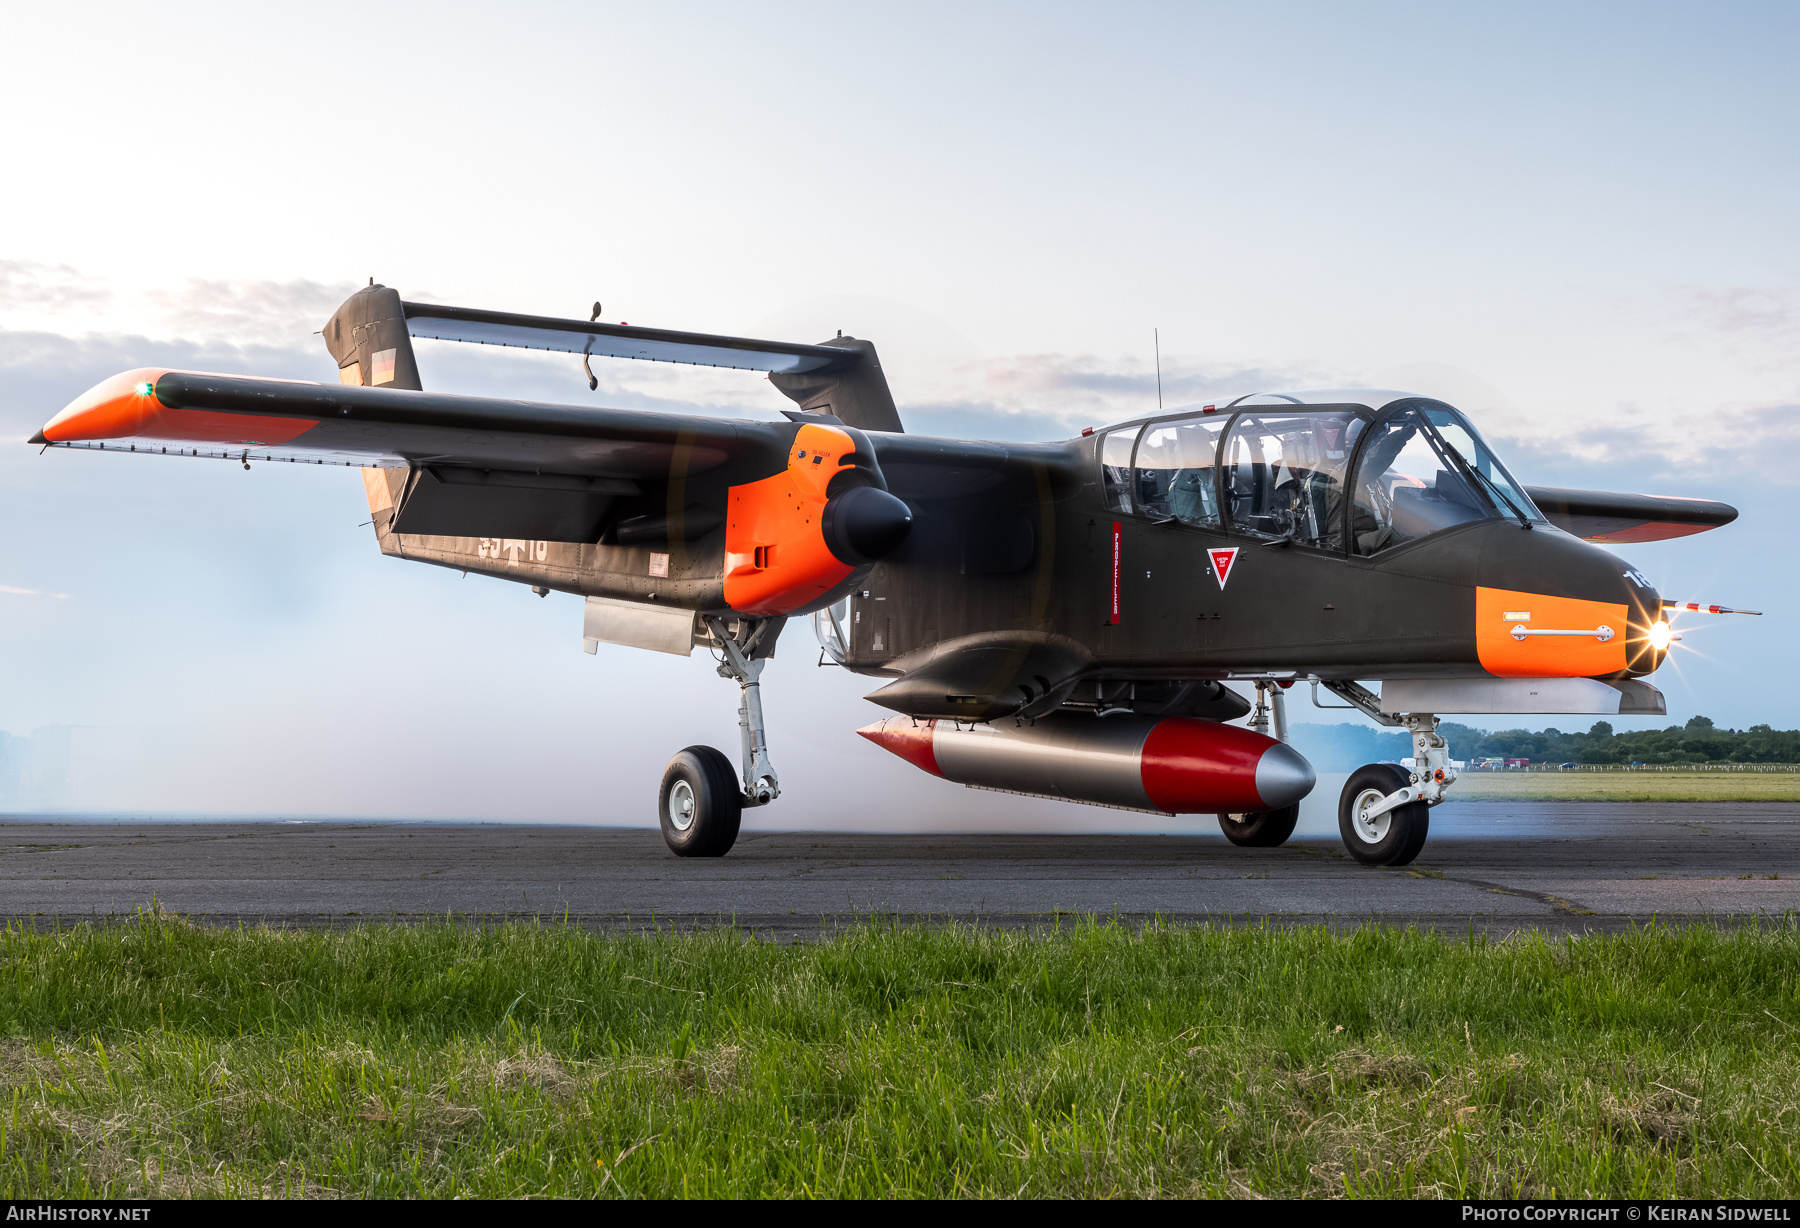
[822,486,913,565]
[1255,741,1317,810]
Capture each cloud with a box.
[0,261,362,350]
[1496,400,1800,487]
[1687,285,1795,341]
[0,260,114,315]
[897,353,1334,441]
[1652,282,1800,380]
[145,276,362,349]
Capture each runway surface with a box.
[4,802,1798,937]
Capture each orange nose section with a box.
[36,368,320,447]
[1476,586,1630,677]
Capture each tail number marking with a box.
[477,539,549,564]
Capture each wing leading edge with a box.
[32,367,762,478]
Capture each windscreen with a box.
[1350,404,1539,555]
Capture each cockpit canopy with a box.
[1097,397,1540,554]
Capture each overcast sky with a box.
[0,1,1794,822]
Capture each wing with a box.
[32,367,761,473]
[30,364,918,621]
[1525,486,1738,543]
[31,366,784,542]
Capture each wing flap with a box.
[1525,486,1738,543]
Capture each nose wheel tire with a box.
[1338,763,1430,866]
[659,745,743,858]
[1218,804,1300,847]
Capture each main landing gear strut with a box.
[657,615,781,858]
[1219,680,1301,847]
[1319,682,1458,867]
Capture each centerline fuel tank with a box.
[858,713,1314,815]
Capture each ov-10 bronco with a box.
[31,284,1753,864]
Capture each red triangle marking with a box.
[1209,547,1239,590]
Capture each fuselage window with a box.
[1100,428,1138,514]
[1134,417,1226,528]
[1349,406,1536,554]
[1223,412,1362,548]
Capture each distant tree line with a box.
[1291,716,1800,772]
[1447,716,1800,766]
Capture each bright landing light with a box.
[1648,621,1674,651]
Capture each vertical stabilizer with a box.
[768,336,903,433]
[323,284,423,391]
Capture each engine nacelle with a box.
[858,713,1315,815]
[724,422,912,617]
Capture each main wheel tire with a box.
[1218,804,1301,847]
[659,745,743,858]
[1338,763,1430,867]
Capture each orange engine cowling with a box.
[723,422,912,617]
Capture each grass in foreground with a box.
[1,917,1798,1199]
[1452,770,1800,803]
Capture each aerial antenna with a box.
[1154,328,1163,409]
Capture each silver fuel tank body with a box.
[858,713,1315,815]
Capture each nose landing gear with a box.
[657,615,783,858]
[1317,682,1459,867]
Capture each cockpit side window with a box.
[1350,406,1534,554]
[1223,412,1363,548]
[1134,416,1227,528]
[1099,428,1139,514]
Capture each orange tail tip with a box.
[857,716,942,777]
[38,368,320,447]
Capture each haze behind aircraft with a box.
[30,284,1753,865]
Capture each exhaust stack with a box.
[859,713,1314,815]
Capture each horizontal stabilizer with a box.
[400,300,905,432]
[402,302,850,375]
[1525,486,1737,543]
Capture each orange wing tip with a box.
[39,368,171,442]
[39,368,320,448]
